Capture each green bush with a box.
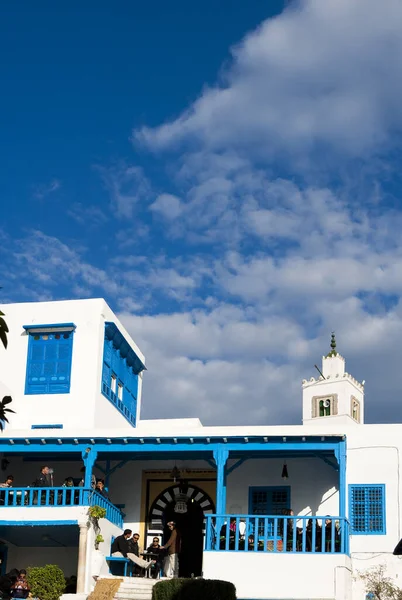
[152,578,186,600]
[27,564,66,600]
[152,578,236,600]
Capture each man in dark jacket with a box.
[112,530,155,573]
[128,533,141,576]
[33,466,52,487]
[33,466,53,505]
[146,537,163,579]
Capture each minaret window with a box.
[311,394,338,418]
[319,399,331,417]
[351,397,361,422]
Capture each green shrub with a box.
[27,564,66,600]
[152,578,186,600]
[152,578,236,600]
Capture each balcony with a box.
[0,487,123,528]
[205,514,350,554]
[203,514,352,600]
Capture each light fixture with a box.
[170,465,181,482]
[174,479,189,514]
[281,462,289,480]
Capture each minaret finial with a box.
[326,332,337,357]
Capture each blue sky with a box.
[3,0,402,426]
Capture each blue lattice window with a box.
[249,486,290,537]
[24,325,75,395]
[101,322,146,427]
[349,485,386,534]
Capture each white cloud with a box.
[150,193,183,220]
[33,179,61,200]
[135,0,402,161]
[67,202,108,226]
[98,163,150,218]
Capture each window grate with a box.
[349,485,385,534]
[101,328,138,427]
[25,330,74,395]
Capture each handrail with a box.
[0,487,123,528]
[205,514,350,555]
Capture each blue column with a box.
[213,445,229,515]
[338,439,347,519]
[82,448,98,489]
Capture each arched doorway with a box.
[147,482,215,577]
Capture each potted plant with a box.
[88,505,106,534]
[95,533,104,550]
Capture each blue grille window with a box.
[101,323,145,427]
[249,486,290,515]
[349,485,386,534]
[25,331,74,395]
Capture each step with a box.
[115,590,152,600]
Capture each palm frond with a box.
[0,312,9,350]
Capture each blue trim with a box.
[213,446,228,515]
[31,425,63,429]
[102,324,141,427]
[338,439,346,521]
[0,487,123,528]
[104,322,146,374]
[0,436,345,454]
[23,323,76,332]
[0,520,78,526]
[25,329,74,395]
[349,484,386,535]
[205,514,349,554]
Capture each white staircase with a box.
[113,577,158,600]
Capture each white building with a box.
[0,298,400,600]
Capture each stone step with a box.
[115,590,152,600]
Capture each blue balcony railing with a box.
[205,514,350,555]
[0,487,123,528]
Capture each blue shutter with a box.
[349,485,386,534]
[25,332,74,395]
[101,325,138,426]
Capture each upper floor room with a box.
[0,299,146,433]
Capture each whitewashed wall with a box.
[203,552,352,600]
[7,545,78,576]
[0,299,144,432]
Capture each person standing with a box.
[95,480,108,499]
[161,521,180,578]
[33,466,53,505]
[33,466,52,487]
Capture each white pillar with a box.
[77,522,88,593]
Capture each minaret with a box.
[302,334,364,426]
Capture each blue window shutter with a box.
[349,485,386,534]
[101,325,139,427]
[25,331,74,395]
[249,486,290,514]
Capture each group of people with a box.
[0,467,109,500]
[111,521,181,579]
[0,569,29,599]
